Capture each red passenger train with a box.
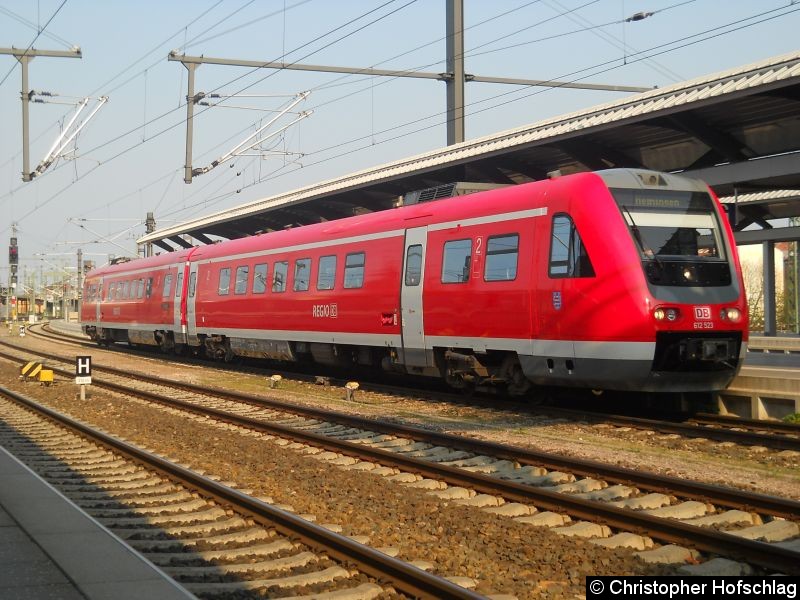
[81,169,748,397]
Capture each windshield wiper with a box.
[622,206,663,270]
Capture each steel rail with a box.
[0,385,483,600]
[546,409,800,451]
[28,327,800,445]
[1,345,798,520]
[691,412,800,434]
[3,359,798,574]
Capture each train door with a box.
[185,263,199,338]
[95,277,103,323]
[401,226,429,367]
[172,264,186,342]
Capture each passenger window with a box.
[293,258,311,291]
[484,234,519,281]
[218,267,231,295]
[175,272,183,298]
[145,277,153,298]
[188,272,197,297]
[549,214,595,278]
[163,274,172,297]
[234,265,249,295]
[137,279,145,299]
[273,261,288,293]
[317,255,336,290]
[442,239,471,283]
[344,252,365,289]
[253,263,268,294]
[405,245,422,286]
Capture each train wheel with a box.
[501,355,533,397]
[444,369,475,395]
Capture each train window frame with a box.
[218,267,231,295]
[253,263,268,294]
[441,238,471,284]
[484,234,520,282]
[405,245,422,286]
[293,258,311,292]
[234,265,249,295]
[188,272,197,297]
[343,252,366,289]
[548,214,595,279]
[175,272,183,298]
[273,261,288,293]
[317,255,337,290]
[163,274,173,297]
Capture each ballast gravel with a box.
[0,364,681,599]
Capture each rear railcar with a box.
[81,251,194,350]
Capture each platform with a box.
[0,445,193,600]
[717,365,800,420]
[46,319,89,339]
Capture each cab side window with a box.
[549,214,595,278]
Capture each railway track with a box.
[1,339,798,575]
[0,386,481,599]
[16,327,800,451]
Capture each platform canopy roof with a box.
[140,50,800,252]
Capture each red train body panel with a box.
[82,169,748,395]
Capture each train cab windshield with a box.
[611,188,731,287]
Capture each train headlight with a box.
[653,307,680,322]
[721,307,742,322]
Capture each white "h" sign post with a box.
[75,356,92,399]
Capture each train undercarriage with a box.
[84,326,535,396]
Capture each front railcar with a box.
[601,170,748,392]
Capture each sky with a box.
[0,0,799,286]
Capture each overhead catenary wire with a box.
[0,0,70,88]
[4,2,797,247]
[76,2,800,230]
[2,0,420,230]
[166,3,800,219]
[0,5,76,49]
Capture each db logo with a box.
[694,306,712,320]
